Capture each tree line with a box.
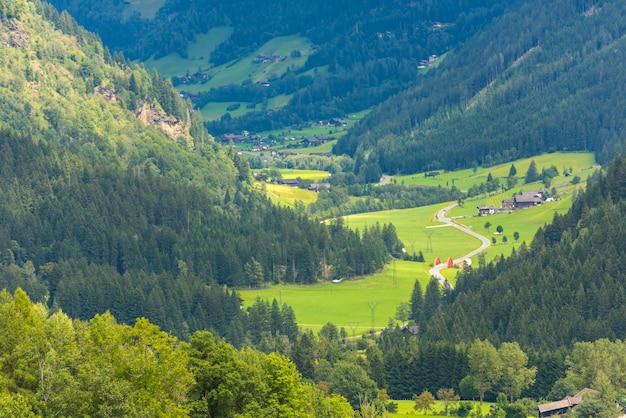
[0,289,353,417]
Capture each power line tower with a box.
[425,230,435,253]
[346,321,361,337]
[365,301,379,329]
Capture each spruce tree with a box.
[410,280,424,326]
[525,160,539,183]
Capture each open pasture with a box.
[143,27,234,77]
[343,203,482,266]
[390,400,495,417]
[189,35,313,92]
[123,0,166,19]
[239,259,431,334]
[449,193,575,263]
[254,182,318,207]
[396,152,596,191]
[277,169,330,182]
[294,139,337,154]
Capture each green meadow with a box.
[239,259,431,334]
[343,203,481,267]
[396,152,596,191]
[123,0,165,19]
[196,35,313,91]
[143,27,234,77]
[261,110,370,148]
[277,169,330,182]
[243,153,598,332]
[144,30,317,120]
[294,139,337,154]
[390,400,495,417]
[253,182,319,207]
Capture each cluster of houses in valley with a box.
[221,131,335,152]
[477,190,553,216]
[172,71,209,86]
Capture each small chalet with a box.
[330,118,347,127]
[538,388,599,417]
[477,206,496,216]
[254,172,268,182]
[401,325,420,335]
[514,191,543,209]
[301,137,321,147]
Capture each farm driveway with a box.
[428,203,491,289]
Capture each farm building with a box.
[537,388,599,417]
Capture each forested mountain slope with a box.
[337,0,626,175]
[48,0,516,132]
[420,156,626,350]
[0,0,403,338]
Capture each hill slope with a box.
[0,0,406,339]
[48,0,516,127]
[337,0,626,175]
[420,156,626,350]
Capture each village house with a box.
[308,183,331,192]
[478,190,544,216]
[537,388,599,417]
[477,206,496,216]
[511,190,544,209]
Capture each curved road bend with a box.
[428,203,491,289]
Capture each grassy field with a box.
[244,153,597,332]
[395,152,596,191]
[343,203,481,269]
[390,400,494,417]
[143,27,234,77]
[123,0,165,19]
[239,259,431,334]
[254,182,318,207]
[276,169,330,181]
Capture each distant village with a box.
[220,118,347,160]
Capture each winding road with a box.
[428,203,491,289]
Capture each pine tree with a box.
[410,280,424,326]
[525,160,539,183]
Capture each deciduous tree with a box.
[414,390,435,415]
[498,342,536,403]
[468,339,501,405]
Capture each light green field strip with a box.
[344,203,482,265]
[123,0,165,20]
[395,152,596,191]
[239,259,431,334]
[143,27,234,77]
[390,400,495,417]
[254,182,318,207]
